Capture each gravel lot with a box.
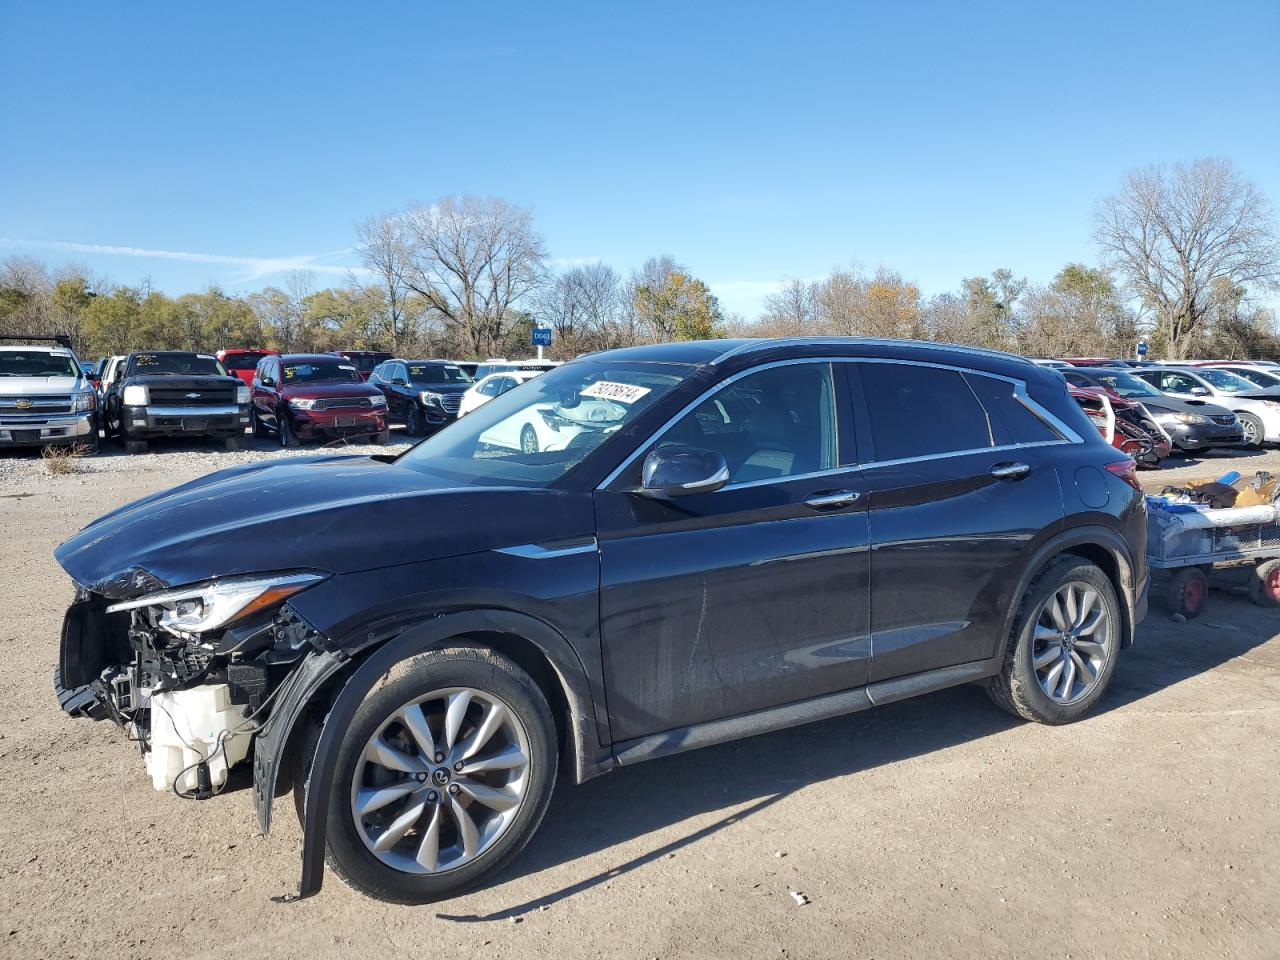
[1,435,1277,960]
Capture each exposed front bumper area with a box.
[124,403,249,438]
[1164,421,1244,450]
[0,412,95,447]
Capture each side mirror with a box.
[640,445,729,497]
[261,377,275,388]
[1190,386,1210,396]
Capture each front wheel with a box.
[279,411,299,448]
[406,404,425,437]
[250,406,269,439]
[987,558,1121,724]
[1238,413,1264,448]
[520,424,539,454]
[320,645,558,904]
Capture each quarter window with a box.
[963,372,1062,445]
[655,362,838,484]
[859,362,994,461]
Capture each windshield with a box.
[221,351,271,372]
[406,362,472,384]
[399,360,692,486]
[1091,371,1163,399]
[475,362,556,380]
[283,362,361,384]
[127,353,227,377]
[0,351,81,378]
[1195,368,1257,392]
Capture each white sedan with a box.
[456,370,542,418]
[479,394,629,454]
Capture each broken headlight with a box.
[106,572,325,637]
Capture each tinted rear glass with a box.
[963,372,1061,444]
[407,362,472,384]
[860,362,994,461]
[222,351,271,371]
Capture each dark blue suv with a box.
[54,337,1147,904]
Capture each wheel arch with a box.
[281,607,612,900]
[995,526,1140,659]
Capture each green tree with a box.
[633,269,722,342]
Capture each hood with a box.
[1139,396,1234,417]
[1233,391,1280,402]
[1,375,83,395]
[281,381,383,400]
[54,455,591,599]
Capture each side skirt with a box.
[612,658,1001,767]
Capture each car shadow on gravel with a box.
[440,595,1276,922]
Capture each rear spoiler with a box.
[0,333,73,349]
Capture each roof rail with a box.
[710,336,1028,365]
[0,333,73,349]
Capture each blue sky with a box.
[2,0,1277,317]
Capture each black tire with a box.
[319,645,558,904]
[371,428,391,445]
[1165,566,1209,618]
[986,557,1122,724]
[1237,413,1264,449]
[520,424,538,455]
[81,424,100,455]
[250,406,269,439]
[406,404,425,437]
[120,421,148,455]
[279,410,299,448]
[224,434,245,451]
[1248,559,1280,608]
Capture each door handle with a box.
[804,489,861,510]
[990,462,1031,481]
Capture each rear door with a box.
[851,361,1069,682]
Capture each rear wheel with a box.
[520,424,539,455]
[1248,559,1280,608]
[320,646,558,904]
[1238,413,1264,448]
[987,558,1121,724]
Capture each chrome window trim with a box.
[597,356,1081,492]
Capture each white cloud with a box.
[0,237,370,282]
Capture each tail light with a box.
[1104,458,1142,492]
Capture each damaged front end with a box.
[56,570,329,799]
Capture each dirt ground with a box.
[1,436,1277,960]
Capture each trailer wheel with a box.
[1165,567,1208,618]
[1248,559,1280,608]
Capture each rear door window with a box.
[859,362,994,462]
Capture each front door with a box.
[595,361,871,742]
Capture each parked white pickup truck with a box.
[0,335,99,453]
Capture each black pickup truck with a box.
[101,351,250,453]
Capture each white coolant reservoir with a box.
[146,684,251,794]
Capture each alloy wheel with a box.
[1031,581,1113,705]
[350,687,531,875]
[1242,416,1261,446]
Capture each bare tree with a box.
[398,196,548,357]
[536,262,623,354]
[354,213,413,350]
[1094,158,1280,359]
[760,279,815,336]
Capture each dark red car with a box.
[1069,385,1172,466]
[250,353,389,446]
[217,348,278,387]
[332,350,393,381]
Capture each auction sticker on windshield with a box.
[581,381,651,404]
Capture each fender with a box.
[989,523,1142,663]
[286,609,609,901]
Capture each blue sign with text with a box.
[532,327,553,347]
[1137,340,1149,357]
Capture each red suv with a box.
[250,353,389,446]
[217,348,278,387]
[331,350,393,381]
